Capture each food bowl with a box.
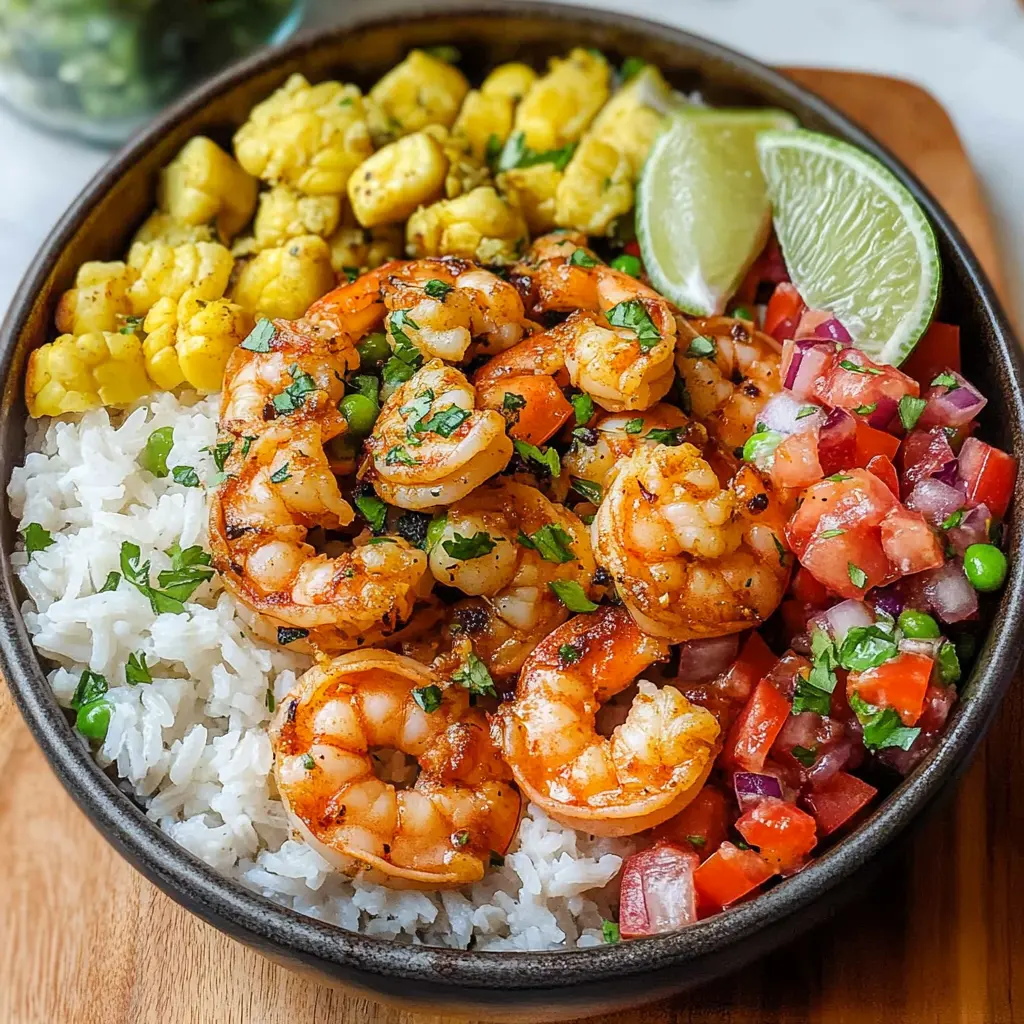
[1,2,1022,1019]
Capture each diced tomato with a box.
[958,437,1017,520]
[900,321,961,387]
[619,841,699,937]
[866,454,899,497]
[878,506,944,575]
[817,409,857,476]
[789,567,827,607]
[654,785,731,860]
[624,240,642,258]
[814,348,919,412]
[803,771,877,836]
[848,651,933,726]
[771,431,823,490]
[765,282,805,342]
[799,527,892,599]
[723,679,792,772]
[786,468,898,557]
[720,632,778,703]
[900,427,955,497]
[735,797,817,873]
[693,841,776,911]
[854,421,901,465]
[475,375,572,445]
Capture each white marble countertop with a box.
[2,0,1022,320]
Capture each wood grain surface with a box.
[0,70,1019,1024]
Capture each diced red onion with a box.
[811,599,874,645]
[934,460,961,487]
[805,737,855,789]
[871,586,905,619]
[865,396,898,431]
[813,317,853,345]
[775,711,822,752]
[948,503,991,556]
[619,843,699,937]
[923,562,978,623]
[901,429,956,494]
[733,771,784,811]
[758,391,825,436]
[784,340,834,398]
[898,636,944,658]
[920,370,987,428]
[905,477,966,526]
[795,309,832,339]
[817,407,857,476]
[676,634,740,683]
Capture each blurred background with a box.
[1,0,1023,318]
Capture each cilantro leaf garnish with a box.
[269,462,292,483]
[645,427,684,446]
[451,652,497,698]
[847,562,868,589]
[272,364,319,415]
[848,691,921,751]
[125,651,152,686]
[513,439,561,477]
[837,624,898,671]
[385,446,418,466]
[501,391,527,427]
[354,485,388,534]
[496,130,577,173]
[424,278,453,300]
[240,318,276,353]
[171,465,200,488]
[685,335,716,359]
[930,371,959,390]
[417,405,471,438]
[569,248,599,268]
[139,426,174,477]
[518,523,576,563]
[412,684,443,713]
[21,522,54,554]
[570,392,594,426]
[442,531,496,561]
[570,477,603,504]
[606,299,661,352]
[898,395,927,431]
[548,579,598,613]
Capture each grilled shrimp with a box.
[509,230,603,315]
[493,605,720,837]
[365,359,513,509]
[475,269,676,413]
[428,479,597,664]
[302,260,406,343]
[270,650,521,888]
[209,422,430,651]
[675,315,782,452]
[561,403,705,494]
[380,256,529,361]
[592,443,790,643]
[219,318,356,437]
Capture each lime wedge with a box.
[757,129,940,365]
[637,107,798,316]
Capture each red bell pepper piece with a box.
[694,841,775,911]
[958,437,1017,520]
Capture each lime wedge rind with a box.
[636,107,798,317]
[756,129,940,366]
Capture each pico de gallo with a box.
[610,237,1016,940]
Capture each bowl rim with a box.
[2,0,1023,993]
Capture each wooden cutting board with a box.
[0,70,1018,1024]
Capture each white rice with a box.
[7,392,630,949]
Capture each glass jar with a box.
[0,0,306,145]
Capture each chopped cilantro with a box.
[569,248,599,268]
[685,335,716,359]
[899,395,927,431]
[847,562,868,589]
[620,56,647,81]
[606,299,661,352]
[354,485,388,534]
[442,531,496,561]
[211,441,234,473]
[838,624,898,671]
[451,652,497,698]
[417,405,471,438]
[21,522,54,554]
[518,524,576,563]
[269,462,292,483]
[424,278,453,299]
[558,642,582,665]
[623,418,644,435]
[265,688,276,713]
[171,465,200,487]
[302,753,316,770]
[496,130,577,173]
[425,514,447,552]
[272,364,319,415]
[570,477,603,504]
[548,579,598,613]
[384,446,418,467]
[240,318,276,353]
[570,392,594,426]
[99,571,121,593]
[118,314,143,335]
[931,372,959,390]
[601,920,620,944]
[853,403,878,416]
[796,406,819,420]
[848,691,921,751]
[500,391,527,427]
[513,439,561,477]
[70,669,108,710]
[941,509,965,530]
[119,540,210,614]
[819,528,845,539]
[937,641,961,685]
[240,435,257,458]
[412,685,443,713]
[125,651,152,686]
[791,745,818,768]
[645,427,684,446]
[839,358,882,375]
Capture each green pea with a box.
[732,304,754,321]
[610,253,642,277]
[76,699,111,741]
[356,332,391,370]
[340,393,380,436]
[897,608,941,639]
[963,543,1008,592]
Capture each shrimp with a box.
[592,442,790,643]
[475,269,677,413]
[493,605,720,837]
[219,318,356,438]
[561,403,706,494]
[364,359,513,509]
[427,479,597,668]
[270,650,522,888]
[509,230,603,315]
[380,256,529,361]
[675,315,782,452]
[209,421,430,651]
[302,260,406,343]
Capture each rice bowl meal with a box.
[9,43,1016,953]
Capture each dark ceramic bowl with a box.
[2,2,1022,1020]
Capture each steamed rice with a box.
[7,392,630,949]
